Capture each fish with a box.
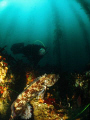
[9,74,59,120]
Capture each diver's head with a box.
[38,48,46,56]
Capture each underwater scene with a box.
[0,0,90,120]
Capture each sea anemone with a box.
[20,104,32,120]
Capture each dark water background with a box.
[0,0,90,72]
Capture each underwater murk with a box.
[0,0,90,120]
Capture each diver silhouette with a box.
[11,42,47,66]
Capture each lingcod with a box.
[9,73,59,120]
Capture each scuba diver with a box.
[11,42,47,66]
